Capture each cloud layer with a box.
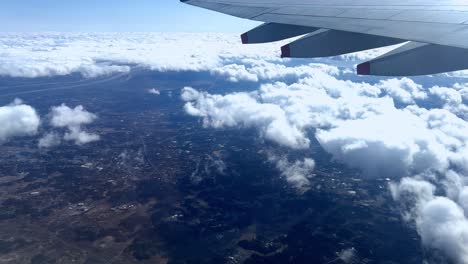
[0,33,282,78]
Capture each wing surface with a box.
[182,0,468,75]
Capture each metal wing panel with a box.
[278,6,348,17]
[181,1,271,18]
[254,13,468,49]
[336,9,402,20]
[389,10,468,24]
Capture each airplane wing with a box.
[181,0,468,76]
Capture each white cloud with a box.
[49,104,99,145]
[429,86,468,119]
[430,86,463,106]
[378,78,427,105]
[458,187,468,215]
[338,248,357,263]
[392,177,468,263]
[268,155,315,191]
[316,108,452,178]
[419,197,468,264]
[211,64,259,82]
[50,104,97,128]
[0,33,281,78]
[181,86,309,149]
[338,43,406,61]
[0,99,100,147]
[460,88,468,102]
[211,60,341,83]
[38,132,61,148]
[148,88,160,95]
[0,99,40,143]
[63,126,100,145]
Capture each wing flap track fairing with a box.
[241,23,318,44]
[358,42,468,76]
[281,29,405,58]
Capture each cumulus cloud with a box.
[148,88,160,95]
[378,78,427,105]
[419,197,468,263]
[50,104,97,128]
[338,248,357,263]
[429,86,468,119]
[210,60,341,83]
[211,64,259,82]
[316,108,454,178]
[49,104,99,145]
[0,99,40,143]
[391,177,468,263]
[458,187,468,214]
[268,155,315,191]
[338,43,406,61]
[38,132,61,148]
[0,99,99,147]
[63,126,100,145]
[181,86,309,149]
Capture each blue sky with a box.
[0,0,259,32]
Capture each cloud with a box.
[429,86,468,119]
[458,187,468,215]
[211,64,259,82]
[391,177,468,263]
[316,108,453,178]
[338,43,406,61]
[148,88,160,95]
[0,99,40,143]
[0,33,281,78]
[49,104,99,145]
[50,104,97,128]
[63,127,100,145]
[419,197,468,263]
[38,132,61,148]
[268,155,315,191]
[0,99,99,147]
[210,60,341,83]
[430,86,464,106]
[181,86,309,149]
[378,78,427,105]
[338,248,357,263]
